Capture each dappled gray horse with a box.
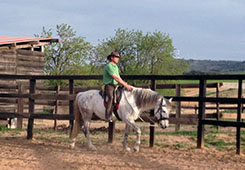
[70,87,172,152]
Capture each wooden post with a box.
[40,45,44,53]
[108,122,115,143]
[27,79,36,139]
[53,85,60,129]
[175,84,181,131]
[236,79,242,155]
[150,79,156,147]
[197,79,206,148]
[69,79,74,137]
[216,83,220,130]
[17,82,24,129]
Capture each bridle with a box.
[155,98,169,123]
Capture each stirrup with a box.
[105,117,113,122]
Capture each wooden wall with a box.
[16,50,44,75]
[0,49,16,75]
[0,49,45,114]
[0,49,44,75]
[0,49,44,85]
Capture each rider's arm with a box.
[111,74,132,91]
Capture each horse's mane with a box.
[132,88,162,108]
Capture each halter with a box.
[155,98,169,123]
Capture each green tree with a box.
[91,28,188,76]
[36,24,92,75]
[90,28,137,74]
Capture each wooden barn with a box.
[0,36,59,127]
[0,36,58,75]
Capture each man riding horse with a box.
[103,51,133,121]
[69,51,171,152]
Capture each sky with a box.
[1,0,245,61]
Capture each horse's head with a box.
[154,98,172,129]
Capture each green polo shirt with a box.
[103,62,120,85]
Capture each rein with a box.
[155,98,169,123]
[138,98,169,125]
[123,89,169,124]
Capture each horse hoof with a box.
[125,147,131,152]
[89,145,97,151]
[70,143,75,149]
[133,146,140,152]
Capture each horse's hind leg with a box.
[70,100,82,149]
[70,118,82,149]
[83,120,97,151]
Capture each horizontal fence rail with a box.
[0,74,244,80]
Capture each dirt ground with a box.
[1,85,245,170]
[1,120,245,170]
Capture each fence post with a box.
[150,79,156,147]
[175,84,181,131]
[108,122,115,143]
[69,79,74,137]
[236,79,243,155]
[197,78,206,148]
[17,82,24,129]
[216,83,220,130]
[53,85,60,129]
[27,79,36,139]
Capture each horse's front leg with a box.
[125,119,141,152]
[123,124,131,152]
[84,121,97,151]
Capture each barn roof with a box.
[0,36,59,50]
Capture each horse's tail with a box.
[74,96,83,124]
[70,95,82,140]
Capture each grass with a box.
[153,129,242,151]
[195,88,238,98]
[34,127,70,139]
[0,125,25,137]
[43,108,53,114]
[0,125,9,131]
[155,130,197,136]
[176,79,240,84]
[1,124,245,151]
[204,135,236,150]
[218,88,239,98]
[173,143,187,149]
[220,109,237,114]
[0,125,24,133]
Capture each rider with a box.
[103,51,133,121]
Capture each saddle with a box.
[99,85,123,120]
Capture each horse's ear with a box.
[169,98,173,103]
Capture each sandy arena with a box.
[1,119,245,170]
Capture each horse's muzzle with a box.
[159,119,169,129]
[160,124,168,129]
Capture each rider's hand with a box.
[126,84,133,91]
